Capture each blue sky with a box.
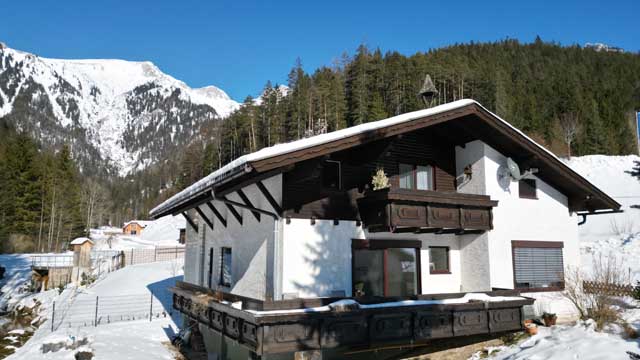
[1,0,638,101]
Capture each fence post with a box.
[131,249,134,265]
[51,301,55,332]
[95,296,99,327]
[154,247,157,262]
[175,246,178,259]
[149,291,153,322]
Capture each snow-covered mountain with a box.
[0,43,240,175]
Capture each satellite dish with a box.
[503,157,539,181]
[506,158,521,180]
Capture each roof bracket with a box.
[182,212,198,232]
[206,202,227,228]
[195,206,214,230]
[237,189,261,222]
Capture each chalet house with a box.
[122,220,152,235]
[150,99,619,359]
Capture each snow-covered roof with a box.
[150,98,620,218]
[123,220,154,228]
[70,237,93,245]
[150,100,475,217]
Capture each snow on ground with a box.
[565,155,640,281]
[90,216,184,250]
[6,260,183,359]
[0,255,32,311]
[475,319,639,360]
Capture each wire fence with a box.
[123,246,185,266]
[51,290,175,330]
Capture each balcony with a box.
[357,188,498,234]
[171,281,533,356]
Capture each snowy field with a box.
[566,155,640,281]
[3,260,183,359]
[90,215,185,250]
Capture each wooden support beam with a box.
[222,196,243,225]
[195,206,214,230]
[206,202,227,228]
[182,212,198,232]
[237,189,260,222]
[256,181,282,215]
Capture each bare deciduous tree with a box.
[555,113,582,158]
[563,253,631,329]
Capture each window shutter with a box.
[513,246,564,289]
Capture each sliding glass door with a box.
[352,244,419,297]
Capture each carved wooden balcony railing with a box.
[357,188,498,233]
[170,281,533,356]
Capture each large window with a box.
[219,247,232,287]
[429,246,450,274]
[512,241,564,291]
[399,164,433,190]
[352,240,421,297]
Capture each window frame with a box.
[511,240,564,292]
[518,178,538,199]
[428,246,451,275]
[351,239,422,296]
[398,163,434,191]
[321,160,342,191]
[219,247,232,287]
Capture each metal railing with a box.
[31,255,74,268]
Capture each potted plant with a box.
[542,312,557,326]
[524,321,538,335]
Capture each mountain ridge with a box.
[0,44,240,176]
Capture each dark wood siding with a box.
[282,128,457,220]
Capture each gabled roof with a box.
[150,99,620,218]
[123,220,153,228]
[70,237,93,245]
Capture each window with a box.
[512,241,564,291]
[399,163,433,190]
[131,229,137,235]
[352,240,421,297]
[322,160,341,190]
[519,179,537,199]
[219,247,232,287]
[429,246,450,274]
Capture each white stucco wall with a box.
[184,174,282,300]
[280,219,471,298]
[456,140,580,319]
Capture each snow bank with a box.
[0,254,33,311]
[566,155,640,281]
[487,320,640,359]
[141,215,185,245]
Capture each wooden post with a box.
[150,291,153,322]
[154,247,157,262]
[94,296,99,327]
[51,301,55,332]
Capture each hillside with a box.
[0,44,239,176]
[566,155,640,281]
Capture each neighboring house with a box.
[151,99,619,359]
[122,220,152,235]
